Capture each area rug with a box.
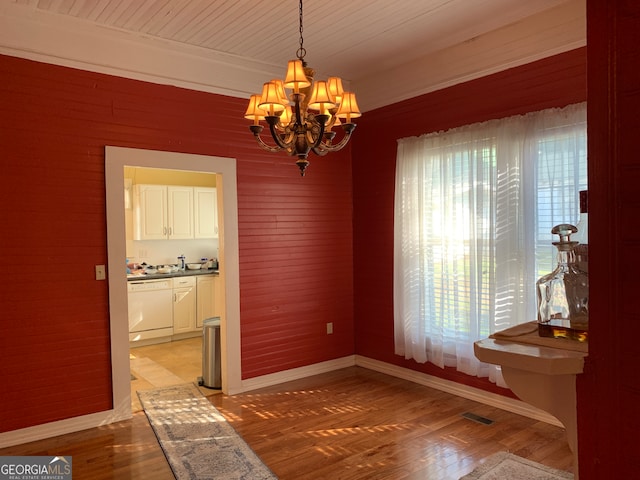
[138,383,277,479]
[460,451,573,479]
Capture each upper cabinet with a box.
[194,187,218,239]
[134,184,217,240]
[167,186,194,239]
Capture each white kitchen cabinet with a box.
[196,275,220,328]
[213,275,223,318]
[168,187,194,239]
[133,184,194,240]
[133,184,165,240]
[172,276,197,334]
[196,275,218,328]
[194,187,218,239]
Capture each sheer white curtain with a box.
[393,103,586,385]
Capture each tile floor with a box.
[129,336,220,412]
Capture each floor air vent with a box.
[462,412,494,425]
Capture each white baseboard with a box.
[355,355,562,427]
[0,407,132,449]
[238,356,357,394]
[238,354,560,427]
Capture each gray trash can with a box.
[199,317,221,389]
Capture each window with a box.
[393,103,586,385]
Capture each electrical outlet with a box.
[95,265,106,280]
[326,322,333,334]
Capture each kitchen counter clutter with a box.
[127,268,218,281]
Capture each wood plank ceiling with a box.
[4,0,580,110]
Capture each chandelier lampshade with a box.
[278,105,293,129]
[258,82,287,115]
[244,95,267,125]
[245,0,361,176]
[336,92,362,123]
[308,81,336,114]
[284,60,311,92]
[327,77,344,104]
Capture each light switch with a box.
[95,265,106,280]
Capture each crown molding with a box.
[355,0,586,111]
[0,0,585,113]
[0,2,277,99]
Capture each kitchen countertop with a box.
[127,269,219,281]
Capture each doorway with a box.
[105,146,242,420]
[124,165,220,410]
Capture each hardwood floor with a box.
[0,411,175,480]
[211,367,573,479]
[0,367,573,479]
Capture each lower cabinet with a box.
[196,275,220,328]
[133,274,219,339]
[128,274,221,345]
[173,276,197,334]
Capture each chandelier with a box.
[244,0,361,176]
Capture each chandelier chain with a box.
[296,0,306,61]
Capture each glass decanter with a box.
[536,224,589,342]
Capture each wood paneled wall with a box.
[578,2,640,478]
[352,47,588,396]
[0,54,354,433]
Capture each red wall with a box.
[0,54,354,432]
[577,2,640,478]
[352,48,588,395]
